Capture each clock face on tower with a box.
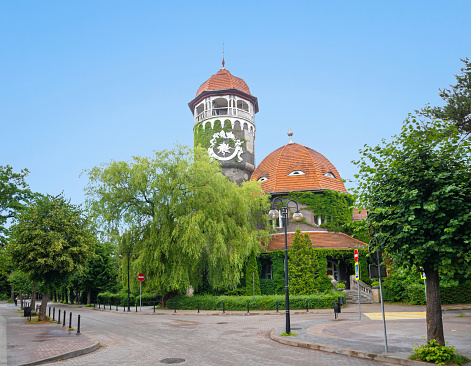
[208,130,243,161]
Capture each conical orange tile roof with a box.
[196,68,251,97]
[251,143,348,194]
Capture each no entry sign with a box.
[354,249,359,263]
[137,273,145,282]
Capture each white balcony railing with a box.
[195,108,254,123]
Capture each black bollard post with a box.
[276,301,279,313]
[63,311,66,327]
[69,312,72,329]
[306,300,309,312]
[123,303,125,312]
[58,309,61,324]
[98,301,100,310]
[154,301,156,313]
[174,300,177,313]
[198,302,200,314]
[223,301,225,314]
[247,301,250,315]
[53,308,55,321]
[116,302,118,311]
[76,315,81,335]
[49,307,51,318]
[110,301,111,311]
[94,302,95,309]
[135,301,137,312]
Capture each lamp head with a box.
[268,209,280,220]
[292,211,303,222]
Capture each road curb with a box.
[269,330,436,366]
[18,340,100,366]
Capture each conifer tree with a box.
[245,251,261,296]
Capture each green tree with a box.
[0,165,34,248]
[289,230,314,295]
[418,58,471,134]
[245,251,261,296]
[353,117,471,345]
[85,145,270,306]
[8,194,96,320]
[75,241,118,304]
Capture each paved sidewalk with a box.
[1,303,99,366]
[270,303,471,366]
[2,301,471,365]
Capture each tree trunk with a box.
[87,289,91,305]
[38,293,49,321]
[69,288,74,304]
[160,291,178,308]
[425,268,445,345]
[31,283,37,312]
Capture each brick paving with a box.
[1,303,97,365]
[2,301,470,366]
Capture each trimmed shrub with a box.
[166,292,345,311]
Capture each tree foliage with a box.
[418,58,471,134]
[8,194,96,319]
[245,251,261,296]
[0,165,34,247]
[353,117,471,345]
[85,145,270,303]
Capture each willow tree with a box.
[353,117,471,345]
[85,145,270,305]
[9,194,95,320]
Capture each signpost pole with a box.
[140,281,142,312]
[378,256,388,352]
[354,249,360,321]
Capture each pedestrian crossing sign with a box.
[420,267,426,280]
[355,262,360,281]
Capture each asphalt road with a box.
[42,306,397,366]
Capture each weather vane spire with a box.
[288,128,294,144]
[222,42,225,69]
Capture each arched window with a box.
[324,172,336,178]
[212,98,228,116]
[257,177,268,182]
[237,100,249,111]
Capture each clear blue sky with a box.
[1,1,470,206]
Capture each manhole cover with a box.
[160,358,185,364]
[216,322,228,324]
[291,327,302,330]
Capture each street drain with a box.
[291,327,302,330]
[160,358,185,364]
[216,322,228,324]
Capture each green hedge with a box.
[97,291,162,306]
[166,292,344,311]
[383,280,471,305]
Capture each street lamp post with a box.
[119,251,134,312]
[268,197,303,334]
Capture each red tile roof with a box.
[196,68,251,97]
[266,232,367,252]
[250,143,348,194]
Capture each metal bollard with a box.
[247,301,250,314]
[135,301,137,312]
[49,307,51,318]
[53,308,55,321]
[94,302,95,308]
[69,312,72,329]
[174,300,177,313]
[110,302,111,310]
[98,301,100,310]
[198,302,200,314]
[154,301,156,313]
[76,315,81,335]
[58,309,61,324]
[276,300,279,313]
[63,311,66,327]
[116,302,118,311]
[306,300,309,312]
[223,301,225,314]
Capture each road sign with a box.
[354,249,359,263]
[419,267,426,280]
[355,262,360,281]
[137,273,145,282]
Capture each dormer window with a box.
[324,172,336,178]
[288,170,306,176]
[258,177,268,182]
